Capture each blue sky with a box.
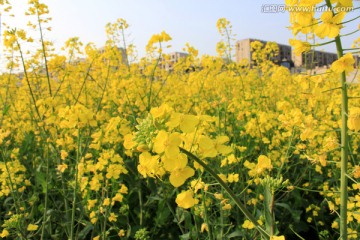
[2,0,360,59]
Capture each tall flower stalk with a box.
[286,0,358,238]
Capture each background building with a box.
[234,38,351,72]
[292,50,337,69]
[98,46,128,66]
[235,38,292,64]
[354,55,360,68]
[159,52,189,71]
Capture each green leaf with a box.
[179,232,190,240]
[35,171,48,194]
[263,184,273,234]
[77,222,94,240]
[227,230,245,238]
[155,200,171,226]
[275,202,302,223]
[2,104,10,116]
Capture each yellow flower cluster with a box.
[146,31,172,54]
[0,151,28,197]
[126,104,234,206]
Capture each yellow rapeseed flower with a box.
[103,198,110,206]
[175,190,198,209]
[332,221,339,229]
[257,155,272,172]
[190,179,206,193]
[200,223,209,233]
[108,212,118,222]
[27,224,38,231]
[348,107,360,132]
[89,174,102,191]
[353,166,360,178]
[123,134,136,150]
[137,152,163,178]
[153,131,182,158]
[0,229,9,238]
[198,136,217,158]
[150,104,172,119]
[315,11,345,39]
[289,39,311,56]
[214,193,224,200]
[216,18,230,33]
[169,167,195,187]
[105,164,127,179]
[60,150,68,160]
[331,53,355,74]
[112,193,124,203]
[270,236,285,240]
[332,0,353,7]
[242,219,255,229]
[162,153,195,187]
[57,164,68,173]
[227,173,239,183]
[87,199,98,210]
[118,229,126,237]
[180,114,199,133]
[119,184,128,194]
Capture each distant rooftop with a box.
[237,38,291,47]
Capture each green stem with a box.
[96,60,111,112]
[325,0,349,239]
[36,8,52,97]
[70,128,81,240]
[219,188,224,239]
[166,200,185,235]
[16,40,41,120]
[61,174,70,236]
[138,186,143,226]
[313,39,336,47]
[202,190,213,240]
[41,143,50,239]
[0,50,14,126]
[340,29,360,38]
[74,60,94,106]
[340,14,360,26]
[224,27,232,62]
[343,47,360,51]
[179,147,270,239]
[147,51,161,111]
[337,44,349,240]
[121,28,130,71]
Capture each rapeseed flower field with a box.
[0,0,359,239]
